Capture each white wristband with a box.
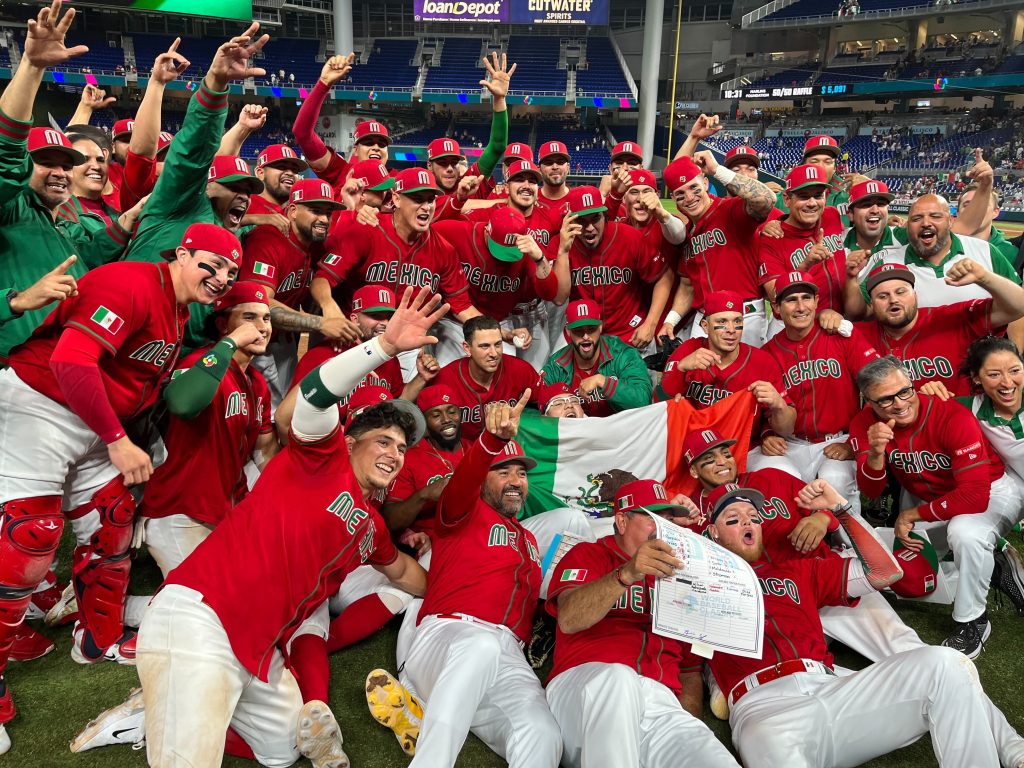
[664,310,683,328]
[713,165,737,186]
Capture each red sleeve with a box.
[241,227,285,291]
[367,514,399,566]
[432,193,466,222]
[809,557,859,608]
[463,207,491,223]
[850,407,889,499]
[656,339,699,401]
[431,219,471,243]
[632,229,667,284]
[843,329,881,376]
[546,542,607,608]
[918,405,994,521]
[293,79,341,183]
[962,299,1000,338]
[604,191,623,220]
[316,223,372,287]
[436,430,508,529]
[49,328,126,444]
[62,277,140,356]
[120,151,157,211]
[526,256,559,302]
[430,233,473,313]
[757,237,786,286]
[256,374,273,435]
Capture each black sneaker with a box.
[992,545,1024,614]
[941,614,991,660]
[527,613,556,670]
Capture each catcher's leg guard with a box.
[70,477,136,650]
[0,496,64,675]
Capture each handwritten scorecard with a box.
[649,514,764,659]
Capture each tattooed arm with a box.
[693,150,775,221]
[269,301,360,343]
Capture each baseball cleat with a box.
[25,581,64,621]
[70,687,145,753]
[365,669,422,756]
[704,666,729,720]
[70,625,137,666]
[941,614,991,660]
[297,700,350,768]
[8,626,55,662]
[43,583,78,627]
[992,545,1024,614]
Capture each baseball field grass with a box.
[10,531,1024,768]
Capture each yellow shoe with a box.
[365,668,423,756]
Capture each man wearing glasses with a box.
[850,355,1023,659]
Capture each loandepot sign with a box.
[414,0,608,23]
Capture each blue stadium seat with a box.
[576,37,631,98]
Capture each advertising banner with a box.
[413,0,510,22]
[511,0,609,24]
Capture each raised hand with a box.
[79,84,115,111]
[801,229,830,269]
[965,147,993,183]
[866,418,895,458]
[944,257,987,287]
[226,321,266,349]
[208,22,270,88]
[689,114,722,140]
[680,347,721,371]
[320,53,355,86]
[480,52,516,100]
[620,539,681,583]
[693,150,719,176]
[415,349,440,382]
[24,0,89,69]
[379,287,449,357]
[10,255,78,314]
[846,248,870,278]
[795,478,847,511]
[611,166,632,196]
[456,174,484,202]
[484,388,531,441]
[237,104,269,132]
[151,37,190,84]
[559,212,582,252]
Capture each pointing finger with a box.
[50,254,77,275]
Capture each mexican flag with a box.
[517,391,758,520]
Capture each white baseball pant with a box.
[729,647,999,768]
[251,337,298,411]
[746,435,861,516]
[401,614,562,768]
[546,662,739,768]
[327,562,415,616]
[144,515,215,577]
[504,300,554,369]
[137,585,303,768]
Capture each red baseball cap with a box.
[208,155,264,194]
[418,384,461,414]
[611,141,643,162]
[351,284,397,314]
[614,479,688,516]
[724,145,759,169]
[889,533,939,598]
[256,143,308,173]
[626,168,657,191]
[706,483,766,523]
[663,157,702,192]
[393,167,441,196]
[28,127,86,166]
[289,178,343,208]
[344,384,426,445]
[565,299,602,329]
[773,271,818,301]
[427,137,463,161]
[703,290,746,317]
[349,159,395,192]
[487,206,529,262]
[112,118,135,140]
[682,427,737,465]
[213,281,270,313]
[864,263,915,296]
[785,164,829,193]
[803,135,840,159]
[566,186,607,217]
[156,131,174,158]
[536,382,577,413]
[353,120,390,146]
[849,179,894,208]
[504,143,534,163]
[538,140,570,163]
[490,439,537,471]
[160,222,244,265]
[505,159,543,185]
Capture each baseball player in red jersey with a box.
[485,142,533,200]
[134,288,440,768]
[546,479,739,768]
[658,154,776,347]
[246,143,309,229]
[702,482,1024,768]
[753,271,880,509]
[758,164,847,314]
[597,140,644,198]
[537,141,571,210]
[855,260,1024,397]
[398,392,563,768]
[850,355,1024,658]
[427,315,541,441]
[560,185,670,351]
[0,222,242,747]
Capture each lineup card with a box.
[649,514,764,659]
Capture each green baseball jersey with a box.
[542,334,652,415]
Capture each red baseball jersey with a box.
[854,300,1000,397]
[11,261,187,419]
[141,349,271,525]
[547,536,701,693]
[292,340,403,421]
[659,339,789,410]
[569,221,666,342]
[708,556,855,698]
[120,151,158,211]
[246,194,284,217]
[763,326,880,441]
[693,469,836,564]
[432,160,492,221]
[678,195,762,310]
[538,189,570,214]
[757,207,846,312]
[241,224,321,309]
[464,202,563,257]
[431,220,559,321]
[420,432,542,643]
[428,356,540,441]
[165,426,397,681]
[316,214,473,314]
[850,394,1004,522]
[386,437,470,537]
